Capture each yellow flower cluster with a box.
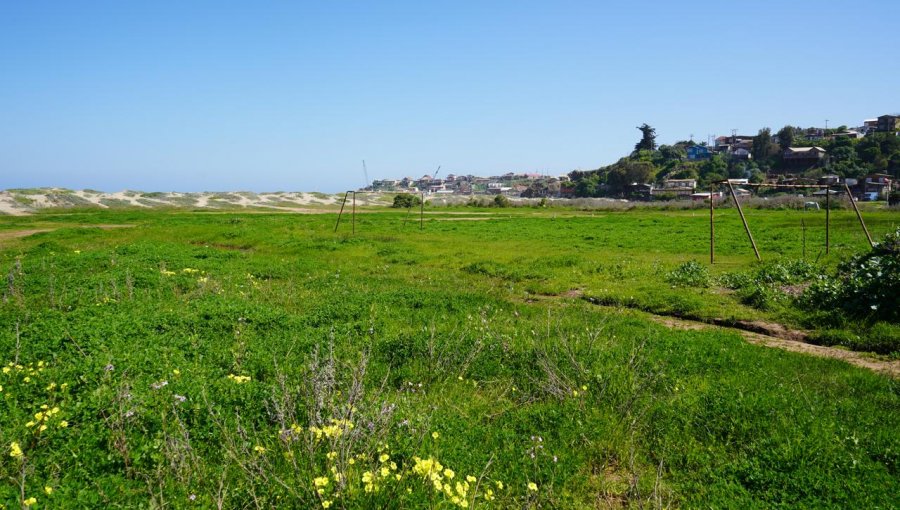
[411,457,497,508]
[226,374,251,383]
[9,441,23,458]
[4,361,46,379]
[26,404,64,432]
[309,418,353,441]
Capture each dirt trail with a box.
[569,292,899,378]
[0,224,135,242]
[649,315,899,378]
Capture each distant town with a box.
[362,113,899,203]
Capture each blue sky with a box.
[1,1,897,192]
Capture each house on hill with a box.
[876,114,900,133]
[783,146,826,171]
[651,178,696,199]
[686,145,711,160]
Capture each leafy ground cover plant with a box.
[0,207,898,508]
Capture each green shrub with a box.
[802,227,900,323]
[666,261,710,287]
[392,193,422,208]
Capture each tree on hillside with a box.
[607,161,656,195]
[658,144,686,163]
[752,128,774,161]
[634,124,657,153]
[776,126,794,150]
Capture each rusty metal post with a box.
[801,219,806,259]
[352,191,356,235]
[844,184,874,247]
[334,191,350,232]
[825,186,830,255]
[709,183,715,264]
[727,181,761,261]
[419,192,424,230]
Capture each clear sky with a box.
[1,1,897,192]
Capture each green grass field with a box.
[1,206,898,508]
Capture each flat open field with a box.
[1,206,898,508]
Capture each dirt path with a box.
[0,224,136,242]
[649,315,899,377]
[565,292,899,378]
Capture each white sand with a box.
[0,188,358,214]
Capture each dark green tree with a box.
[752,127,774,161]
[634,124,657,153]
[776,126,794,150]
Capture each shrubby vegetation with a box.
[803,227,900,324]
[392,193,422,209]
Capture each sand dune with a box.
[0,188,391,215]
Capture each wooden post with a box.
[352,192,356,235]
[334,191,349,232]
[709,183,715,264]
[419,192,424,230]
[825,186,830,255]
[801,219,806,259]
[727,181,761,261]
[844,184,874,247]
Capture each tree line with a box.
[568,124,900,198]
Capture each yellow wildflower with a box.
[10,442,23,458]
[380,466,390,477]
[581,384,588,391]
[58,421,69,428]
[326,451,338,460]
[39,424,48,432]
[173,369,181,376]
[484,488,495,500]
[528,482,538,491]
[44,486,53,495]
[322,501,332,509]
[379,453,389,463]
[443,468,455,479]
[466,475,476,483]
[495,480,504,490]
[313,476,329,487]
[26,421,35,428]
[24,497,37,506]
[432,431,440,439]
[253,445,266,454]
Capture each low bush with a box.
[666,261,710,287]
[802,227,900,323]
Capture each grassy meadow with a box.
[1,205,898,508]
